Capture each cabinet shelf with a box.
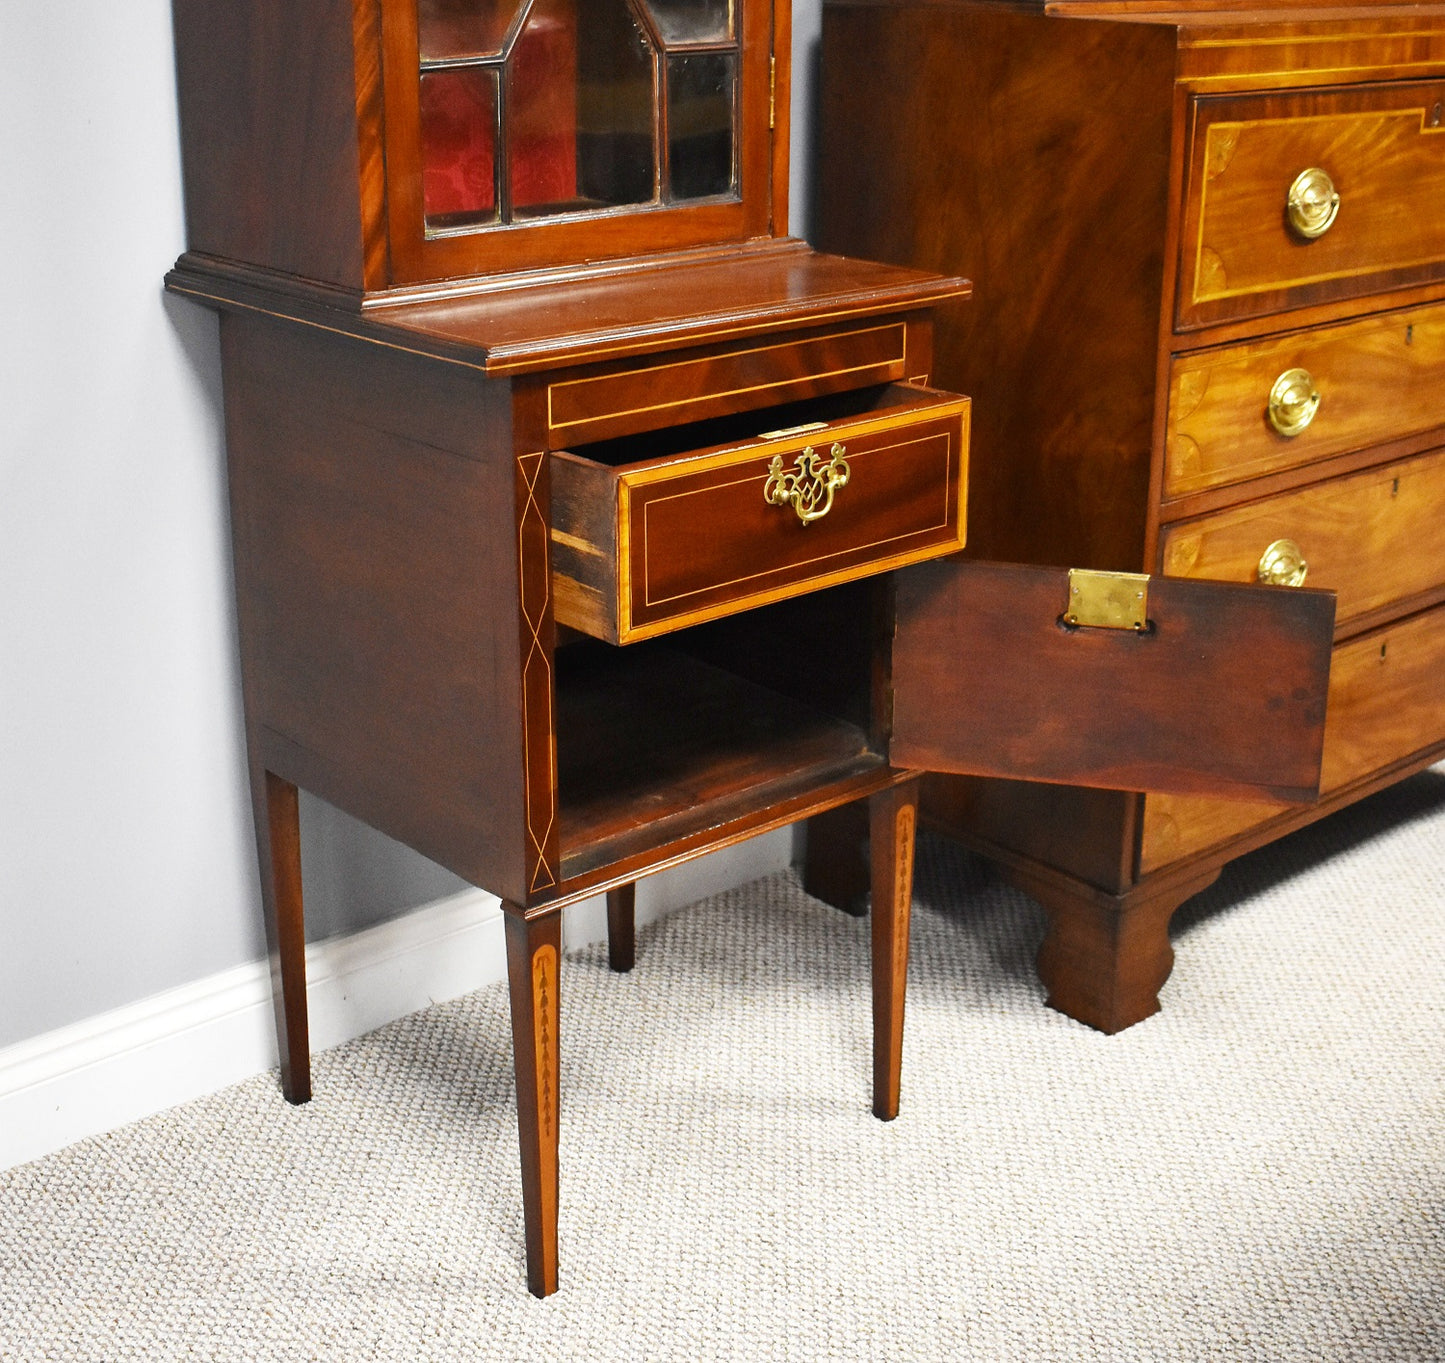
[555,640,883,882]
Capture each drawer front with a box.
[1140,602,1445,872]
[1178,81,1445,330]
[553,388,970,643]
[1159,446,1445,626]
[546,321,911,446]
[1165,302,1445,498]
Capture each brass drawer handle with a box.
[1287,167,1340,240]
[764,442,850,525]
[1257,538,1309,587]
[1267,367,1321,437]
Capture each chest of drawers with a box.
[818,0,1445,1033]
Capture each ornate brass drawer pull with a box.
[1267,367,1321,437]
[1286,167,1340,240]
[1257,538,1309,587]
[763,442,850,525]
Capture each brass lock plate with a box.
[1063,568,1151,631]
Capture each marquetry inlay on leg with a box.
[870,780,919,1122]
[505,910,562,1298]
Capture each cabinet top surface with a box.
[169,241,971,375]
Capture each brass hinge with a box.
[769,54,776,130]
[1063,568,1151,631]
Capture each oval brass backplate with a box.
[1257,538,1309,587]
[1268,368,1321,438]
[1287,166,1340,240]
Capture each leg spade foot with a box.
[870,780,920,1121]
[606,882,636,973]
[253,768,310,1104]
[1030,869,1221,1034]
[505,907,563,1297]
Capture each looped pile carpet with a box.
[2,769,1442,1360]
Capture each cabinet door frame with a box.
[371,0,781,286]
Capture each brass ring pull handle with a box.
[1267,367,1321,437]
[1257,538,1309,587]
[1286,167,1340,240]
[763,442,850,525]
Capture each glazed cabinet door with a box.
[890,560,1336,803]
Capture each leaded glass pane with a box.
[642,0,733,46]
[667,52,735,200]
[420,67,500,228]
[418,0,525,62]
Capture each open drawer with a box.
[550,383,970,643]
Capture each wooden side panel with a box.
[171,0,366,288]
[817,2,1176,570]
[1141,600,1445,870]
[1159,445,1445,627]
[549,452,622,645]
[891,560,1335,803]
[221,312,535,902]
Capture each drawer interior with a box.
[558,381,926,469]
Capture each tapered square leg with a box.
[606,883,636,973]
[870,779,919,1121]
[505,907,563,1297]
[251,767,310,1104]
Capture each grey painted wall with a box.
[0,0,828,1050]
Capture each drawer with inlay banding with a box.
[549,383,970,644]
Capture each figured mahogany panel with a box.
[551,386,969,642]
[1179,80,1445,329]
[891,560,1334,803]
[1140,600,1445,870]
[1159,445,1445,625]
[817,2,1175,570]
[1165,301,1445,497]
[220,312,537,903]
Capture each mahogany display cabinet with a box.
[817,0,1445,1039]
[168,0,1337,1296]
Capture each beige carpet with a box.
[2,770,1443,1361]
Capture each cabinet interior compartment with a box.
[553,581,881,880]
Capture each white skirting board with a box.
[0,829,795,1172]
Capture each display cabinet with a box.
[169,0,1337,1296]
[817,0,1445,1035]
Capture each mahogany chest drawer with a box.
[1165,301,1445,497]
[550,384,970,643]
[1140,600,1445,871]
[1178,80,1445,330]
[1159,446,1445,626]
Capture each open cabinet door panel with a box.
[892,560,1336,804]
